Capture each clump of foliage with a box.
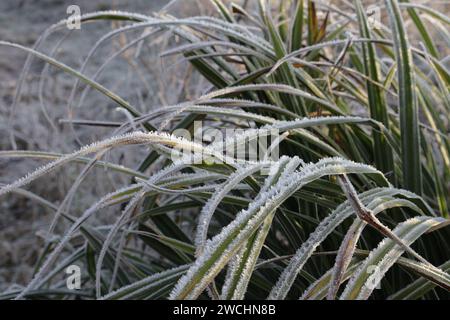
[0,0,449,300]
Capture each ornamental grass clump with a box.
[0,0,449,300]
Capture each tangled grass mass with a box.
[0,0,449,300]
